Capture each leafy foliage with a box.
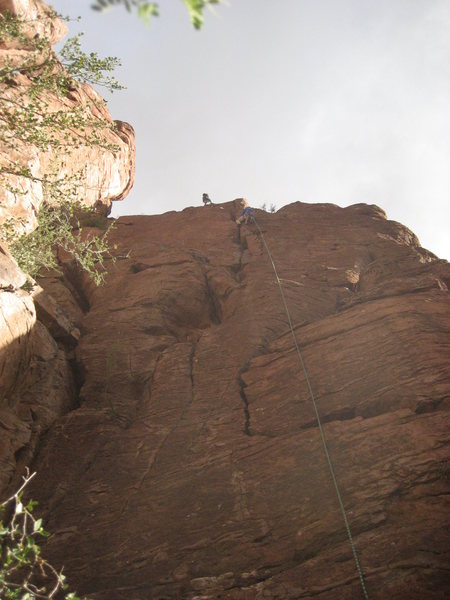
[91,0,222,29]
[59,34,123,92]
[182,0,221,29]
[92,0,159,25]
[1,201,116,286]
[0,471,81,599]
[0,10,122,284]
[0,11,122,156]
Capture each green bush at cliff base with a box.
[0,471,82,599]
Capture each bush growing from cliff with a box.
[2,201,116,286]
[0,9,123,284]
[0,471,81,599]
[0,12,123,153]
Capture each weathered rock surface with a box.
[0,0,135,234]
[0,0,67,46]
[0,0,135,504]
[0,241,82,492]
[24,201,449,599]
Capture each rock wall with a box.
[0,0,135,498]
[0,241,80,492]
[21,200,450,599]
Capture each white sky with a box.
[50,0,449,259]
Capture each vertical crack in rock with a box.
[69,355,84,410]
[189,251,223,325]
[189,342,195,405]
[202,272,222,325]
[238,231,249,264]
[238,373,251,436]
[230,235,249,287]
[61,262,91,313]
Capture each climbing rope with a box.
[253,218,370,600]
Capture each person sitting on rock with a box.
[202,193,213,205]
[236,199,255,225]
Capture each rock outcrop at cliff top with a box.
[0,0,135,233]
[21,200,449,599]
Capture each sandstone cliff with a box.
[0,0,135,234]
[0,0,135,496]
[15,200,449,599]
[0,3,449,598]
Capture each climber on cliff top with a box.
[236,198,255,225]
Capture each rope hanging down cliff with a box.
[253,218,370,600]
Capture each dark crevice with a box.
[299,405,357,431]
[189,252,223,325]
[238,374,251,436]
[252,530,272,543]
[415,397,446,414]
[239,231,249,252]
[52,273,89,316]
[189,249,210,264]
[13,445,28,465]
[321,405,356,423]
[61,262,90,313]
[230,233,249,285]
[189,344,195,400]
[336,281,447,313]
[236,223,242,245]
[10,325,85,493]
[299,398,416,429]
[142,325,168,336]
[130,262,149,273]
[69,356,84,408]
[202,273,222,325]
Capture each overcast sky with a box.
[50,0,449,259]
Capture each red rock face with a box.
[0,0,135,495]
[28,201,449,599]
[0,0,135,234]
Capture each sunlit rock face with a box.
[23,200,450,599]
[0,0,135,235]
[0,240,80,493]
[0,0,67,45]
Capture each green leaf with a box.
[26,499,38,512]
[33,518,43,532]
[137,3,159,24]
